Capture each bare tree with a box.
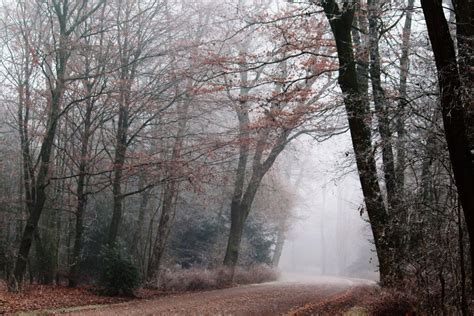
[420,0,474,285]
[319,0,392,284]
[6,0,104,291]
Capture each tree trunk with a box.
[222,59,251,270]
[222,50,291,272]
[146,101,189,283]
[68,190,86,287]
[368,0,398,211]
[321,0,392,285]
[130,170,151,259]
[106,9,138,246]
[223,202,248,267]
[272,226,285,267]
[223,137,287,270]
[420,0,474,286]
[146,182,178,284]
[9,0,104,292]
[107,103,129,246]
[395,0,414,190]
[68,108,92,286]
[368,0,407,280]
[11,85,64,290]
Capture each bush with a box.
[99,246,139,296]
[234,264,280,284]
[159,268,218,292]
[158,265,279,292]
[368,288,416,316]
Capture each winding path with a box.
[63,275,376,315]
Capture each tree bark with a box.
[367,0,398,211]
[223,49,293,271]
[11,37,66,291]
[146,101,190,283]
[9,0,105,291]
[130,169,151,259]
[107,102,129,245]
[106,46,137,246]
[395,0,414,191]
[271,227,285,267]
[146,181,178,283]
[321,0,392,284]
[68,95,94,287]
[420,0,474,286]
[223,58,251,268]
[223,202,249,267]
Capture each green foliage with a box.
[99,245,139,296]
[243,216,274,265]
[169,217,219,268]
[81,199,110,280]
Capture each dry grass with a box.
[158,265,279,292]
[234,264,280,284]
[290,286,416,316]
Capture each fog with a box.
[278,132,379,281]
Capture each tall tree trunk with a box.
[368,0,406,280]
[223,51,291,271]
[10,0,104,292]
[321,0,392,284]
[223,202,248,267]
[223,130,288,269]
[271,227,285,267]
[146,181,178,283]
[107,102,129,245]
[395,0,414,190]
[420,0,474,286]
[107,59,136,246]
[69,96,94,287]
[106,2,138,245]
[130,169,151,259]
[146,101,190,283]
[367,0,398,211]
[223,57,251,268]
[11,53,66,292]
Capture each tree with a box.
[8,0,105,291]
[318,0,393,284]
[67,4,110,286]
[219,1,337,272]
[420,0,474,285]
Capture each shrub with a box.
[159,268,218,292]
[234,264,280,284]
[158,264,279,292]
[368,288,416,316]
[99,246,139,296]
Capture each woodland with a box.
[0,0,472,314]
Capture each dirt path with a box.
[59,276,375,315]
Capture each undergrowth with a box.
[156,264,279,292]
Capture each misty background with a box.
[278,134,378,280]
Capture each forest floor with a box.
[0,281,167,314]
[1,276,414,315]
